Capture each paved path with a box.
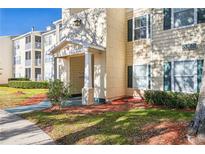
[5,100,52,114]
[0,109,55,145]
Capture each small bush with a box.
[144,90,199,109]
[47,79,71,107]
[8,78,30,81]
[8,81,48,89]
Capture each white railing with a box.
[35,42,41,49]
[25,60,31,66]
[25,42,31,50]
[35,59,41,66]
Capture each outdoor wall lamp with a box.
[74,19,82,27]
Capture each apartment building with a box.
[12,30,43,81]
[42,19,62,81]
[48,8,126,104]
[126,8,205,97]
[1,8,205,106]
[47,8,205,105]
[0,36,13,84]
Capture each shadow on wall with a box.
[63,8,106,48]
[131,8,205,93]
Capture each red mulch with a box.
[43,98,153,114]
[135,121,191,144]
[42,97,195,145]
[19,94,47,106]
[44,97,194,114]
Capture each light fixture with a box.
[74,19,82,27]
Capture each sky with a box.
[0,8,62,36]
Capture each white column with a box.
[84,51,93,88]
[82,50,94,105]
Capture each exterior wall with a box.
[126,8,205,97]
[94,52,106,100]
[0,36,13,84]
[126,9,153,97]
[12,31,43,81]
[42,30,56,80]
[105,9,126,100]
[61,8,107,48]
[151,8,205,91]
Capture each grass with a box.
[22,108,194,144]
[0,86,48,109]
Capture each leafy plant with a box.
[144,90,199,109]
[47,79,71,109]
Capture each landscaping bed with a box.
[22,98,194,145]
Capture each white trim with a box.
[133,14,150,41]
[171,8,197,30]
[171,59,198,93]
[133,64,150,90]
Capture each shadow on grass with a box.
[23,108,194,144]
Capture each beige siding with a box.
[106,9,126,100]
[0,36,13,84]
[94,52,106,99]
[125,8,205,97]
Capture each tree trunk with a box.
[188,61,205,144]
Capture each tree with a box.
[188,62,205,144]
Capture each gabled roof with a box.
[48,37,105,54]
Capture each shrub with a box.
[47,79,71,107]
[8,81,48,89]
[8,78,30,81]
[144,90,199,109]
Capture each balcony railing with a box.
[25,59,31,66]
[25,42,31,50]
[35,59,41,66]
[35,42,41,49]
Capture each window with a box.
[14,56,21,65]
[134,15,150,40]
[35,68,41,81]
[173,60,197,92]
[173,8,195,28]
[45,35,52,46]
[25,51,31,60]
[133,64,151,89]
[35,36,41,43]
[35,51,41,66]
[25,35,31,44]
[25,68,31,79]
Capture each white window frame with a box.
[132,14,150,41]
[133,64,150,90]
[171,60,198,93]
[171,8,197,29]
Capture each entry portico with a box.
[48,38,106,105]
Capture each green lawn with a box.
[0,86,48,109]
[22,108,194,144]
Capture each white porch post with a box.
[82,50,94,105]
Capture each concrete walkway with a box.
[5,100,52,114]
[0,109,54,145]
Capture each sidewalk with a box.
[5,100,52,114]
[0,109,54,145]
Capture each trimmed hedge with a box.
[8,81,48,89]
[144,90,199,109]
[8,78,30,81]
